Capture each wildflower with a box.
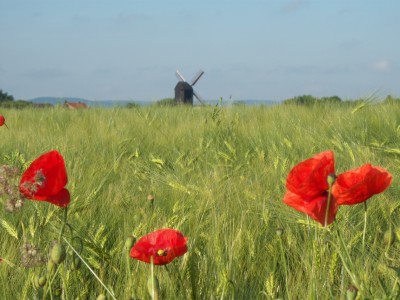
[130,229,188,265]
[19,150,70,207]
[4,197,25,213]
[283,151,392,226]
[332,164,392,205]
[20,243,46,268]
[0,115,8,128]
[283,151,337,225]
[1,165,25,212]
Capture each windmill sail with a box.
[193,90,205,104]
[191,70,204,86]
[175,70,186,82]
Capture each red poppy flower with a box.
[0,115,8,128]
[19,150,70,207]
[333,164,392,205]
[130,229,188,265]
[283,150,393,225]
[283,151,338,226]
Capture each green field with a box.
[1,102,400,299]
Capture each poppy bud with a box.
[147,275,160,300]
[33,275,46,288]
[276,228,284,236]
[53,287,62,296]
[70,256,81,270]
[47,260,56,274]
[384,229,396,246]
[147,194,155,205]
[38,275,47,287]
[346,285,358,300]
[124,235,136,250]
[327,173,336,187]
[50,242,66,264]
[96,294,106,300]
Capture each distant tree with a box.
[283,95,342,106]
[154,98,177,107]
[0,90,14,102]
[283,95,317,106]
[383,95,400,105]
[320,96,342,103]
[126,102,140,109]
[0,100,32,109]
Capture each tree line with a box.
[2,89,400,109]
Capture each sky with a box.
[1,0,399,102]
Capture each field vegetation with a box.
[1,100,400,299]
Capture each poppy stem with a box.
[277,231,291,299]
[150,256,156,300]
[324,174,336,227]
[362,201,368,254]
[324,193,331,227]
[58,207,68,242]
[62,237,117,299]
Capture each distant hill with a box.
[30,97,149,107]
[29,97,278,107]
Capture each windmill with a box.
[174,70,205,105]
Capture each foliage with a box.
[0,102,400,299]
[283,94,342,106]
[0,90,14,102]
[0,100,34,109]
[126,102,141,109]
[153,98,177,107]
[383,95,400,105]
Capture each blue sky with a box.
[1,0,399,102]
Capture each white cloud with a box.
[281,0,308,13]
[371,59,392,72]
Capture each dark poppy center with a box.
[156,249,168,256]
[34,170,46,186]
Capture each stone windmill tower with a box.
[174,70,205,105]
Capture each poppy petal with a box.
[20,150,68,200]
[286,150,335,199]
[333,164,392,205]
[130,229,188,265]
[0,115,6,126]
[46,188,70,207]
[283,190,337,226]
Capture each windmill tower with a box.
[174,70,205,105]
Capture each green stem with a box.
[324,189,332,228]
[334,228,360,293]
[325,174,336,228]
[62,237,117,300]
[58,207,68,242]
[278,235,291,300]
[150,256,155,300]
[362,201,368,254]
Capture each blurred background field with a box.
[1,101,400,299]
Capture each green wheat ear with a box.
[0,218,19,240]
